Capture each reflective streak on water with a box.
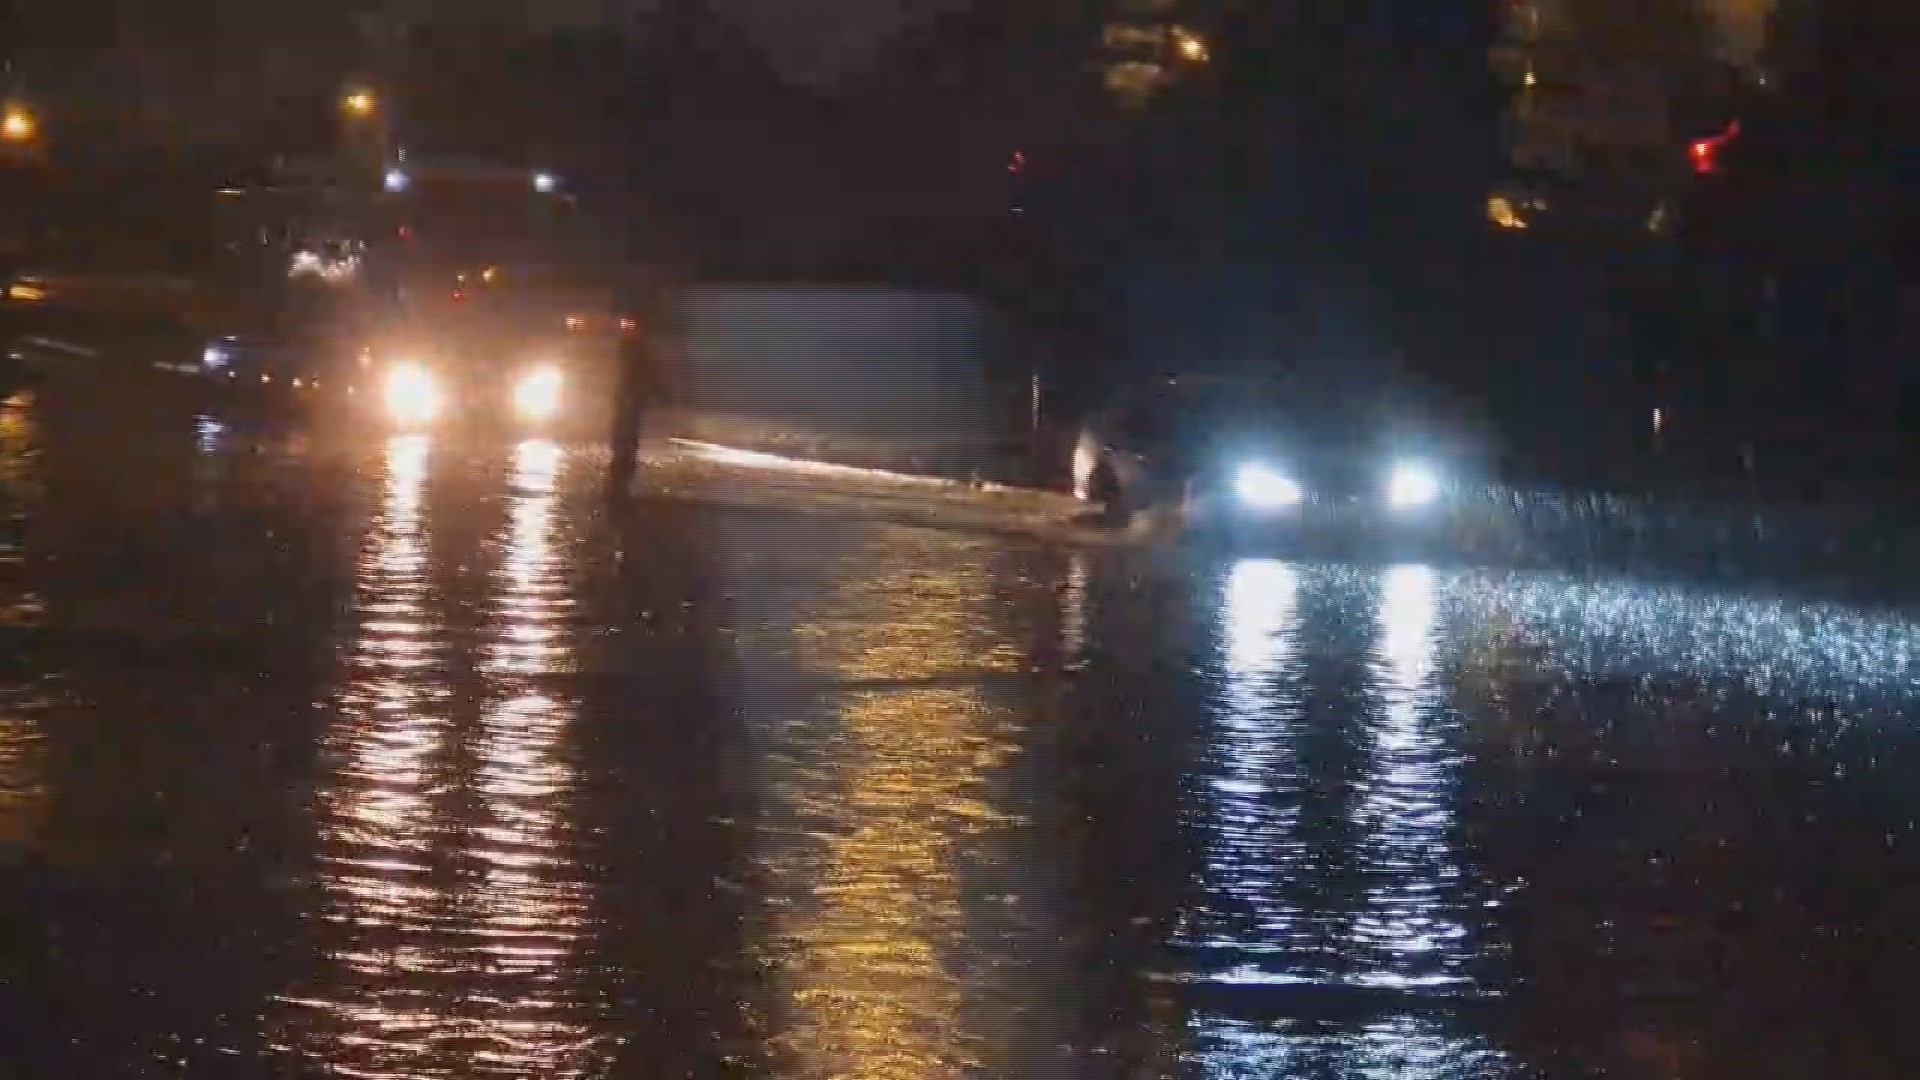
[711,522,1066,1078]
[270,436,604,1077]
[9,393,1920,1077]
[1181,562,1511,1077]
[0,392,49,857]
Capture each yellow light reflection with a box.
[273,435,448,1073]
[1059,552,1090,668]
[274,437,600,1076]
[767,536,1028,1078]
[1487,194,1529,230]
[0,688,46,851]
[1,104,36,143]
[0,393,47,852]
[1172,26,1210,64]
[467,438,596,1071]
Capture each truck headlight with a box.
[512,365,564,421]
[384,362,442,425]
[1235,462,1303,509]
[1387,461,1441,508]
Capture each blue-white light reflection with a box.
[1189,561,1513,1077]
[1350,565,1472,989]
[1387,461,1442,508]
[1235,462,1303,510]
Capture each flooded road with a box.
[5,388,1920,1077]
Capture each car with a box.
[364,341,612,438]
[1071,373,1485,543]
[357,276,622,438]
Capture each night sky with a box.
[7,0,976,88]
[394,0,977,87]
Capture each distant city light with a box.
[1,105,36,143]
[1106,60,1170,105]
[1690,120,1740,175]
[288,248,360,284]
[532,171,558,193]
[1171,27,1210,64]
[384,168,409,193]
[342,90,376,117]
[1487,195,1529,230]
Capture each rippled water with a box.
[6,393,1920,1077]
[268,436,601,1077]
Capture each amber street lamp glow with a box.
[342,90,375,117]
[1172,27,1210,64]
[1,106,37,143]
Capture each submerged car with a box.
[1072,373,1485,542]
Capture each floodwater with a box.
[4,386,1920,1078]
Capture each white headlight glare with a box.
[384,362,441,425]
[1387,461,1442,507]
[1235,462,1303,509]
[513,365,564,421]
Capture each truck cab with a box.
[351,160,621,434]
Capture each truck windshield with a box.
[384,177,593,277]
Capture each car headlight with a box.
[1235,462,1303,509]
[384,362,442,425]
[512,365,564,421]
[1387,461,1441,507]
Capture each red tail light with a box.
[1691,120,1739,175]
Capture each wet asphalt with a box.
[3,382,1920,1078]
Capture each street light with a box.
[342,89,376,117]
[1,104,37,143]
[1171,27,1210,64]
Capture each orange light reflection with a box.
[763,539,1029,1078]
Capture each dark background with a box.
[2,0,1916,502]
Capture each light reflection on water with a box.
[1452,568,1920,701]
[748,530,1037,1079]
[1059,550,1091,669]
[1197,559,1308,968]
[273,437,601,1077]
[1350,565,1470,988]
[466,439,596,1072]
[0,392,48,854]
[1188,560,1511,1077]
